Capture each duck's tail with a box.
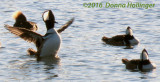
[102,36,109,42]
[122,58,129,65]
[27,48,37,56]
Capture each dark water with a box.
[0,0,160,81]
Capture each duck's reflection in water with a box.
[37,56,61,66]
[139,69,157,79]
[9,55,61,80]
[123,45,133,49]
[38,56,61,80]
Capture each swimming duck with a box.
[12,11,38,31]
[122,49,156,71]
[102,26,139,46]
[5,10,74,59]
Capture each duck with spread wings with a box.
[5,10,74,60]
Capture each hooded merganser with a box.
[102,26,139,46]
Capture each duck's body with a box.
[12,11,38,31]
[40,28,61,57]
[122,59,156,70]
[102,35,126,46]
[102,27,139,46]
[122,49,156,71]
[5,10,74,59]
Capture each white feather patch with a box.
[129,37,139,45]
[140,50,149,60]
[43,11,49,21]
[126,28,133,36]
[143,63,156,69]
[40,29,61,57]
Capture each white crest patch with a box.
[43,11,49,21]
[126,28,133,36]
[140,50,149,60]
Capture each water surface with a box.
[0,0,160,81]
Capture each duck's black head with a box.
[138,49,151,70]
[124,26,134,43]
[42,10,57,30]
[126,26,133,36]
[140,49,149,61]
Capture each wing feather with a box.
[4,24,43,48]
[57,17,74,33]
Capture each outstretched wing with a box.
[4,24,43,48]
[57,17,74,33]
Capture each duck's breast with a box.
[143,63,156,70]
[129,37,139,45]
[40,33,61,57]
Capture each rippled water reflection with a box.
[0,0,160,81]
